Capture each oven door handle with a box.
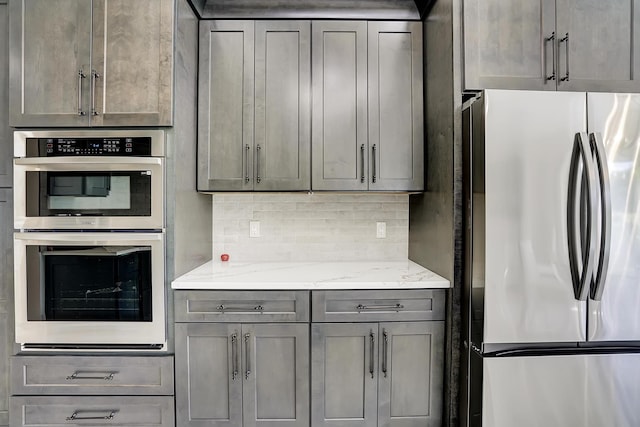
[14,157,162,166]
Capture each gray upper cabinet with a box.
[9,0,174,127]
[175,322,309,427]
[312,21,423,191]
[311,21,368,191]
[198,20,311,192]
[0,0,11,188]
[463,0,640,92]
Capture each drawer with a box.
[312,289,445,322]
[11,356,174,396]
[174,290,310,323]
[10,396,174,427]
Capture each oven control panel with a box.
[31,137,152,156]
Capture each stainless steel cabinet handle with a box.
[245,144,250,183]
[559,33,569,82]
[360,144,366,183]
[231,333,239,380]
[77,69,87,116]
[567,132,597,301]
[66,411,116,421]
[545,32,556,81]
[589,132,611,301]
[244,333,251,379]
[382,330,389,378]
[217,304,264,312]
[256,144,262,184]
[91,70,100,115]
[356,303,404,312]
[66,372,115,381]
[372,144,377,183]
[369,331,375,379]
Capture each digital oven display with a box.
[32,137,152,156]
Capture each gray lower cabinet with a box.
[311,322,444,427]
[0,189,12,427]
[9,0,174,127]
[10,396,174,427]
[197,20,311,192]
[175,322,309,427]
[463,0,640,92]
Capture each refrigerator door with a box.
[483,90,587,345]
[587,93,640,342]
[483,353,640,427]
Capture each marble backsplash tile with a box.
[212,193,409,262]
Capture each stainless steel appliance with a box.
[14,232,165,349]
[463,90,640,426]
[14,130,164,230]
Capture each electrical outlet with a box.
[376,222,386,239]
[249,221,260,238]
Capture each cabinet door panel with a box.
[368,22,423,191]
[378,322,444,427]
[91,0,173,126]
[0,190,12,427]
[556,0,640,92]
[198,20,254,191]
[0,1,10,187]
[311,323,378,427]
[175,323,242,427]
[463,0,556,90]
[243,324,309,427]
[311,21,368,191]
[9,0,91,126]
[255,21,311,191]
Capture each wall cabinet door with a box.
[311,21,368,191]
[311,323,378,427]
[9,0,92,127]
[368,22,424,191]
[9,0,173,127]
[175,323,243,427]
[555,0,640,92]
[377,322,444,427]
[0,0,11,188]
[0,189,11,427]
[243,324,309,427]
[197,20,255,191]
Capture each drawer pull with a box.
[66,372,116,381]
[217,304,264,313]
[356,303,404,312]
[66,410,117,421]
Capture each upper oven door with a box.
[14,157,164,230]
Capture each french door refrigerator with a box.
[462,90,640,427]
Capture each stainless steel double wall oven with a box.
[13,130,166,350]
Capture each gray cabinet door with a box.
[311,21,368,191]
[90,0,173,126]
[463,0,556,91]
[377,322,444,427]
[0,0,10,188]
[311,323,378,427]
[368,22,424,191]
[243,324,309,427]
[175,323,243,427]
[555,0,640,92]
[9,0,92,127]
[0,189,12,427]
[254,21,311,191]
[197,20,254,192]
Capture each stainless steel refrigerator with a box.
[462,90,640,427]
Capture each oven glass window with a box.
[26,245,152,321]
[25,171,152,217]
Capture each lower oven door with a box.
[14,232,165,348]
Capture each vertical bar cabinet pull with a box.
[77,69,87,116]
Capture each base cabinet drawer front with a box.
[11,356,174,396]
[312,290,445,322]
[10,396,175,427]
[175,291,310,323]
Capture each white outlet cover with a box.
[249,221,260,238]
[376,222,386,238]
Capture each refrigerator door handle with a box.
[567,132,598,301]
[589,132,612,301]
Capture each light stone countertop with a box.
[171,260,450,290]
